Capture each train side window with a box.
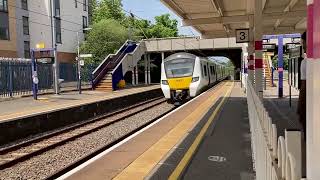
[204,65,207,76]
[213,66,216,74]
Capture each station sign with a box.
[289,46,303,59]
[263,43,276,52]
[235,29,249,43]
[285,43,300,52]
[34,49,54,59]
[80,54,93,58]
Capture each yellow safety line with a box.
[168,82,234,180]
[113,82,232,180]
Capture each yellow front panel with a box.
[168,77,192,90]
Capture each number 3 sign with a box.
[236,29,249,43]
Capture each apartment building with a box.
[0,0,18,57]
[0,0,89,62]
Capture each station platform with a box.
[263,80,302,135]
[0,85,160,123]
[63,81,255,180]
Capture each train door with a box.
[214,65,217,81]
[203,64,208,84]
[207,62,210,85]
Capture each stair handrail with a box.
[92,40,133,87]
[111,41,136,67]
[92,40,130,75]
[92,44,132,86]
[111,41,143,74]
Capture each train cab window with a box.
[204,65,207,77]
[164,58,195,78]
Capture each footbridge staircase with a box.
[92,40,146,91]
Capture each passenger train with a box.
[161,52,230,103]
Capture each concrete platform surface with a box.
[0,85,160,122]
[65,81,255,180]
[263,80,301,136]
[148,82,254,180]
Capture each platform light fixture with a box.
[36,42,45,49]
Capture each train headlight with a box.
[161,80,168,85]
[192,77,199,82]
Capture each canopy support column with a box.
[254,0,263,99]
[248,42,255,85]
[148,54,151,84]
[306,0,320,179]
[144,54,148,85]
[278,35,284,98]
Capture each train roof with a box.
[164,52,223,65]
[164,53,197,62]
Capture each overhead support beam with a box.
[295,17,307,29]
[209,0,232,36]
[273,0,300,29]
[262,0,268,11]
[159,0,187,19]
[202,26,303,38]
[183,15,249,26]
[284,0,299,11]
[210,0,223,16]
[182,11,306,26]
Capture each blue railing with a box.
[0,59,95,98]
[91,41,137,89]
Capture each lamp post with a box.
[77,27,92,94]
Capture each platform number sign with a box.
[236,29,249,43]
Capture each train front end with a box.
[161,53,198,103]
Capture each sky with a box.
[122,0,199,36]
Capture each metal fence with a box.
[247,81,303,180]
[0,58,94,98]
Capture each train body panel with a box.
[161,52,230,103]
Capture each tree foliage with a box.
[92,0,125,23]
[272,54,289,70]
[133,14,179,39]
[80,19,128,64]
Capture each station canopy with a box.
[160,0,306,38]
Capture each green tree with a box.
[272,54,289,70]
[80,19,128,64]
[92,0,125,23]
[133,14,178,39]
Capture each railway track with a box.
[0,97,167,170]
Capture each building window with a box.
[75,0,77,8]
[0,0,8,12]
[24,41,30,58]
[82,16,88,29]
[22,16,29,35]
[0,10,9,40]
[21,0,28,10]
[0,27,9,40]
[83,0,87,11]
[55,0,60,17]
[55,18,62,43]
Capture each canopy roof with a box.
[160,0,306,38]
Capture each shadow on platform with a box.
[148,96,255,180]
